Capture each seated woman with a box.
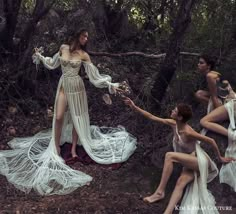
[124,97,234,214]
[195,54,222,111]
[200,99,236,191]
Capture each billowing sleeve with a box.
[35,52,61,70]
[83,62,119,94]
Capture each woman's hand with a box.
[34,47,44,55]
[219,156,236,163]
[34,48,39,53]
[34,48,41,57]
[32,48,42,65]
[112,86,125,95]
[124,97,135,108]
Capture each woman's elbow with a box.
[208,138,217,146]
[200,115,208,128]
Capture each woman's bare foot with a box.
[143,192,165,203]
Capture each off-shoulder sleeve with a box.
[83,62,119,94]
[36,52,61,70]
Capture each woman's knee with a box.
[165,152,175,161]
[56,113,64,122]
[200,117,208,127]
[195,90,205,99]
[195,90,202,99]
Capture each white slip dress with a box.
[220,99,236,191]
[173,127,219,214]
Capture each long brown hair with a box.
[68,29,88,53]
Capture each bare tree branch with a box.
[19,0,56,51]
[88,51,199,59]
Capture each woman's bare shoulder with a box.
[207,71,221,79]
[60,44,69,50]
[181,125,196,136]
[82,51,91,62]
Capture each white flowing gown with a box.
[0,50,137,195]
[202,98,236,191]
[220,99,236,191]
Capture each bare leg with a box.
[195,90,210,105]
[164,168,195,214]
[200,105,229,137]
[71,126,78,158]
[55,89,67,155]
[143,152,198,203]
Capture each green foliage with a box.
[185,0,236,55]
[54,0,78,11]
[102,0,236,57]
[21,0,78,14]
[18,0,236,56]
[21,0,36,14]
[129,6,146,28]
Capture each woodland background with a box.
[0,0,236,213]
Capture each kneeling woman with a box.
[124,98,234,214]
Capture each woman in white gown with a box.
[0,29,137,195]
[201,99,236,191]
[124,98,234,214]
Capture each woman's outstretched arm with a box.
[124,97,175,127]
[82,53,121,94]
[34,47,61,70]
[186,129,235,163]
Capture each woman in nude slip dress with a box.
[124,97,235,214]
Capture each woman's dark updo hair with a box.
[177,103,193,123]
[68,28,88,53]
[199,54,216,70]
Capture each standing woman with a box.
[0,29,137,195]
[124,97,234,214]
[195,54,222,110]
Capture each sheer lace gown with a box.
[173,127,219,214]
[0,52,137,195]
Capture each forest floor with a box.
[0,77,235,214]
[0,101,173,214]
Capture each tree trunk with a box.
[151,0,197,108]
[18,0,55,52]
[0,0,22,50]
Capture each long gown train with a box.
[0,51,137,195]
